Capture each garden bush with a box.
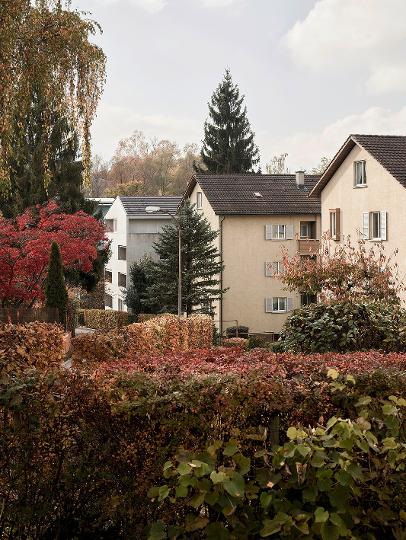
[1,348,405,538]
[222,337,248,348]
[280,301,406,353]
[0,322,64,376]
[80,308,129,331]
[150,371,406,539]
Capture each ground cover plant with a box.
[0,347,405,538]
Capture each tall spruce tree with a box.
[45,241,68,324]
[145,201,226,315]
[197,70,260,174]
[0,88,95,218]
[126,256,161,316]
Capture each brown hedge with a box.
[80,308,129,331]
[0,322,64,376]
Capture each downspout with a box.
[219,216,225,336]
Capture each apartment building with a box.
[310,134,406,301]
[185,173,321,335]
[104,196,181,311]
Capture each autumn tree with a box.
[145,201,226,315]
[45,241,68,322]
[311,156,330,175]
[0,202,107,307]
[0,0,106,195]
[281,236,403,304]
[197,70,260,174]
[266,153,289,174]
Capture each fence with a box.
[0,307,60,326]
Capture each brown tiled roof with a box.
[310,134,406,196]
[185,174,321,215]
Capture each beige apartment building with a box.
[310,134,406,302]
[185,173,321,335]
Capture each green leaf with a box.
[287,427,298,440]
[335,470,351,486]
[321,522,340,540]
[327,368,339,380]
[223,441,239,456]
[148,521,166,540]
[224,473,245,498]
[314,507,329,523]
[260,491,273,509]
[206,523,230,539]
[297,444,311,457]
[163,461,173,471]
[210,471,228,484]
[382,437,398,450]
[176,462,192,475]
[326,416,338,430]
[382,403,397,416]
[158,485,170,502]
[356,396,372,407]
[175,485,188,498]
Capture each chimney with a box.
[295,170,305,186]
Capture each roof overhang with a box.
[310,135,358,197]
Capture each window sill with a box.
[353,184,368,189]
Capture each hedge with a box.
[72,314,214,367]
[79,308,129,331]
[1,348,405,538]
[0,322,64,376]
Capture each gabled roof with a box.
[184,174,321,215]
[310,134,406,197]
[119,196,182,218]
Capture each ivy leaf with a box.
[206,523,230,539]
[148,521,166,540]
[223,441,239,456]
[321,522,340,540]
[158,485,170,502]
[224,473,245,498]
[210,471,228,484]
[314,507,329,523]
[287,427,297,440]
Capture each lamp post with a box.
[145,205,182,316]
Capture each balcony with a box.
[297,238,320,255]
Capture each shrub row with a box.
[0,322,64,376]
[1,348,405,538]
[79,308,130,331]
[72,314,214,366]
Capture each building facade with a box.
[185,173,321,335]
[310,134,406,302]
[103,196,181,311]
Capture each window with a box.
[301,293,317,307]
[118,299,124,311]
[105,269,112,283]
[105,219,116,232]
[118,245,126,260]
[118,272,127,288]
[300,222,311,238]
[197,191,203,209]
[265,297,293,313]
[329,209,340,241]
[265,261,284,277]
[104,293,113,308]
[354,161,366,186]
[363,211,387,241]
[265,224,294,240]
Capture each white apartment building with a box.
[103,196,181,311]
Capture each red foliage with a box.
[0,201,107,305]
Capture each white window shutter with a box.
[380,211,387,240]
[265,262,273,276]
[265,298,272,312]
[286,224,294,240]
[362,212,370,239]
[265,225,272,240]
[287,298,294,312]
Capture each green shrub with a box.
[149,371,406,539]
[226,325,249,339]
[80,308,129,331]
[247,335,269,349]
[280,301,406,353]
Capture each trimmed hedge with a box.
[1,348,405,538]
[79,308,129,331]
[72,314,214,367]
[0,322,64,376]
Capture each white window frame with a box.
[197,191,203,209]
[354,161,366,187]
[118,298,124,311]
[265,261,284,277]
[118,245,127,261]
[330,211,336,239]
[105,219,117,232]
[370,211,381,240]
[273,297,287,312]
[300,222,311,239]
[276,224,286,239]
[366,211,387,241]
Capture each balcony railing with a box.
[297,238,320,255]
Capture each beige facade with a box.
[190,181,321,334]
[318,143,406,300]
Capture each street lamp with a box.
[145,205,182,317]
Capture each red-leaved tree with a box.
[0,201,107,306]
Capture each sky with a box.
[74,0,406,171]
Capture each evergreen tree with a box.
[126,257,160,316]
[145,201,226,315]
[0,89,95,218]
[196,70,260,174]
[45,241,68,324]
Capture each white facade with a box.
[103,197,179,312]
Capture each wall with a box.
[321,144,406,301]
[222,214,320,334]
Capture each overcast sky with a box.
[74,0,406,170]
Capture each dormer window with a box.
[254,192,263,198]
[354,161,366,187]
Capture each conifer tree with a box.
[126,257,160,316]
[45,241,68,324]
[145,201,226,315]
[197,70,260,174]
